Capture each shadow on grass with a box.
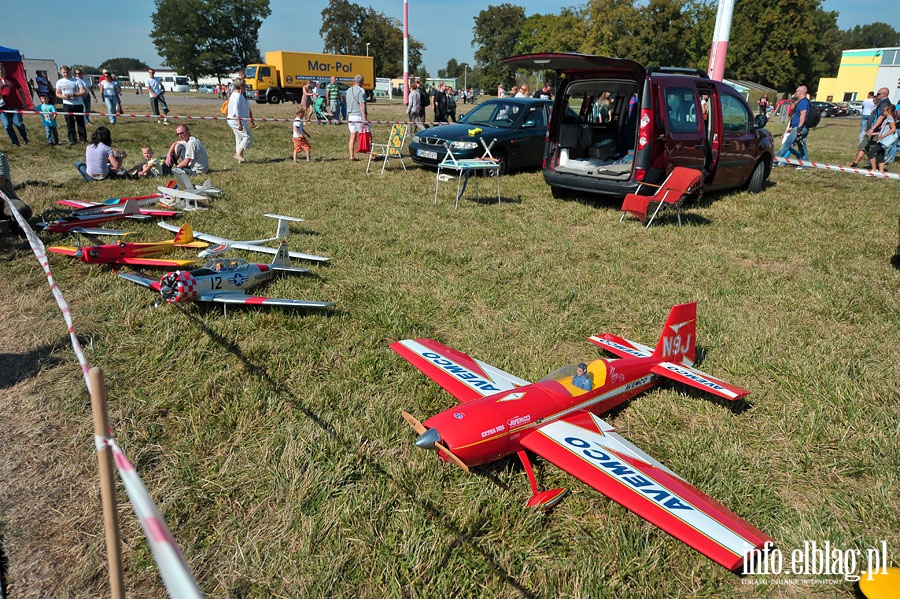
[0,342,63,389]
[174,305,539,598]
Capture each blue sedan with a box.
[409,97,551,174]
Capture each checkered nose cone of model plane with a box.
[160,270,198,302]
[393,302,773,572]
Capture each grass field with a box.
[0,97,898,598]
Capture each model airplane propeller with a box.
[393,302,772,571]
[119,240,334,312]
[158,214,329,263]
[48,223,207,268]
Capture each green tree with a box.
[472,3,526,90]
[150,0,271,81]
[320,0,425,76]
[580,0,639,57]
[98,58,150,74]
[71,64,99,75]
[516,9,586,55]
[841,22,900,50]
[617,0,705,68]
[726,0,840,92]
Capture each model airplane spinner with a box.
[393,302,772,571]
[157,215,330,263]
[48,223,207,268]
[119,241,334,311]
[40,199,160,234]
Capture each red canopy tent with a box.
[0,45,34,110]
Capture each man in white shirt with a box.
[146,68,170,125]
[55,65,87,145]
[164,125,209,175]
[226,78,254,162]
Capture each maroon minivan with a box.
[504,53,774,198]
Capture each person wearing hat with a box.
[572,363,592,391]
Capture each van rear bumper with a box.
[543,170,640,199]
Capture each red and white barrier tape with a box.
[2,108,450,126]
[774,156,900,180]
[101,436,204,599]
[2,190,202,596]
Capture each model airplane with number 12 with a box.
[118,241,333,311]
[393,302,772,571]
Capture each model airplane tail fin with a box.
[652,302,697,366]
[172,223,194,245]
[271,240,291,267]
[264,214,304,240]
[121,199,141,216]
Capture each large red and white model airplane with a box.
[393,302,772,571]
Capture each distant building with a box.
[817,47,900,102]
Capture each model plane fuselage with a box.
[159,261,274,303]
[419,355,656,467]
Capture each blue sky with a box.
[0,1,893,76]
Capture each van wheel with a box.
[551,186,569,199]
[746,160,767,193]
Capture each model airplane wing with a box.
[391,338,530,404]
[650,362,750,401]
[118,272,163,291]
[47,245,78,256]
[520,410,771,571]
[116,257,199,268]
[589,333,654,359]
[157,221,329,262]
[200,291,333,309]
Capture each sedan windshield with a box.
[462,102,522,129]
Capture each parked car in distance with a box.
[408,97,552,174]
[504,53,775,197]
[811,101,837,118]
[832,102,852,117]
[847,101,863,115]
[196,85,214,94]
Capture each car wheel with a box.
[746,160,767,193]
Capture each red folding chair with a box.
[620,167,703,227]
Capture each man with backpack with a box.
[850,87,892,168]
[776,85,811,167]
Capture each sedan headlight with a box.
[412,134,421,144]
[449,141,479,150]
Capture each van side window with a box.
[665,87,700,133]
[721,93,752,132]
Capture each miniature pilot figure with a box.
[572,363,592,391]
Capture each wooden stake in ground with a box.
[89,367,125,599]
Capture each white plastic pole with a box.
[403,0,409,104]
[707,0,735,81]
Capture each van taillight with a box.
[638,108,651,150]
[634,168,646,181]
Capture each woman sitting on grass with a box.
[75,126,125,181]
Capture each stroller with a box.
[313,95,334,122]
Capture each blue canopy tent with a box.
[0,45,34,110]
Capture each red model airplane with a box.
[39,199,157,234]
[57,194,180,218]
[48,223,207,268]
[393,302,772,571]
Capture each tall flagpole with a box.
[403,0,409,104]
[707,0,735,81]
